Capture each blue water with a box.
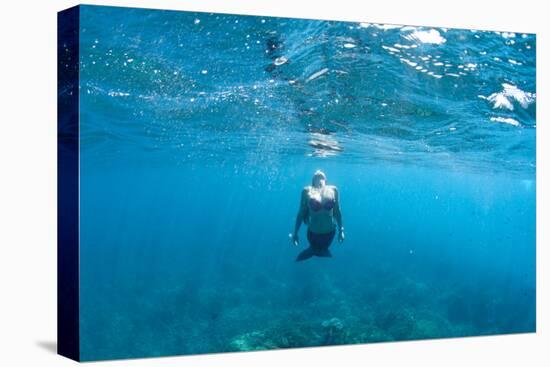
[75,5,536,361]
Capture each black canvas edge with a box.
[57,5,81,362]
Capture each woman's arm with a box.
[292,188,309,245]
[333,187,345,242]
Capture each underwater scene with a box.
[76,5,536,361]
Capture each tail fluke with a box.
[316,248,332,258]
[296,247,332,261]
[296,248,315,262]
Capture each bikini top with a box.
[308,188,335,212]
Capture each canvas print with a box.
[57,4,536,362]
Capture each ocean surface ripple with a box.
[78,7,536,176]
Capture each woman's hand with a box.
[290,232,299,246]
[338,229,345,243]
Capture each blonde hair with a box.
[311,170,326,186]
